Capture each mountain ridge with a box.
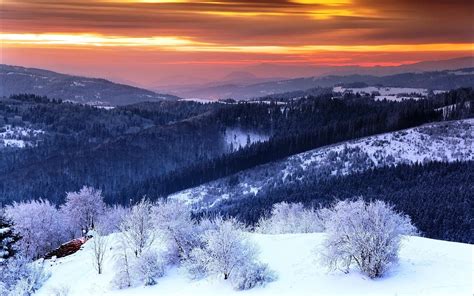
[0,64,181,106]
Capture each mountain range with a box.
[158,57,474,99]
[2,56,473,103]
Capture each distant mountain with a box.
[154,71,284,98]
[244,56,474,79]
[176,66,474,100]
[221,71,259,84]
[0,65,180,105]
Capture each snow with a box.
[0,125,44,149]
[224,128,269,152]
[296,119,473,171]
[449,70,474,76]
[179,98,217,103]
[35,233,473,296]
[93,105,115,110]
[2,139,27,148]
[333,86,446,101]
[71,81,86,87]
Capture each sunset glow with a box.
[1,0,472,85]
[2,33,472,54]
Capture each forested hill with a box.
[0,64,180,106]
[169,118,474,211]
[0,88,473,206]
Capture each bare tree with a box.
[90,231,108,275]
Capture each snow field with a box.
[36,233,473,296]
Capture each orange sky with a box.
[1,0,473,86]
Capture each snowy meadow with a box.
[1,188,472,295]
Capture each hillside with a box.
[170,119,474,210]
[0,65,180,105]
[35,233,473,296]
[4,90,464,205]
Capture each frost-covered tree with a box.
[320,198,417,278]
[96,205,127,235]
[151,200,198,259]
[5,200,66,259]
[119,199,155,257]
[90,231,108,275]
[61,186,106,237]
[0,257,50,296]
[257,202,323,234]
[189,217,256,280]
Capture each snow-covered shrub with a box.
[133,250,165,286]
[119,199,155,257]
[320,198,417,278]
[230,262,276,291]
[184,247,210,280]
[0,257,50,296]
[151,200,198,259]
[61,186,106,237]
[257,202,323,234]
[5,200,67,259]
[188,217,257,280]
[96,205,127,235]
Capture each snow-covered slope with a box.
[36,233,473,296]
[170,119,474,209]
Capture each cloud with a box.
[2,0,472,45]
[1,0,472,84]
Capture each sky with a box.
[1,0,473,87]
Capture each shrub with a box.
[133,250,165,286]
[257,202,323,234]
[230,262,276,290]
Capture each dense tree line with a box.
[214,161,474,244]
